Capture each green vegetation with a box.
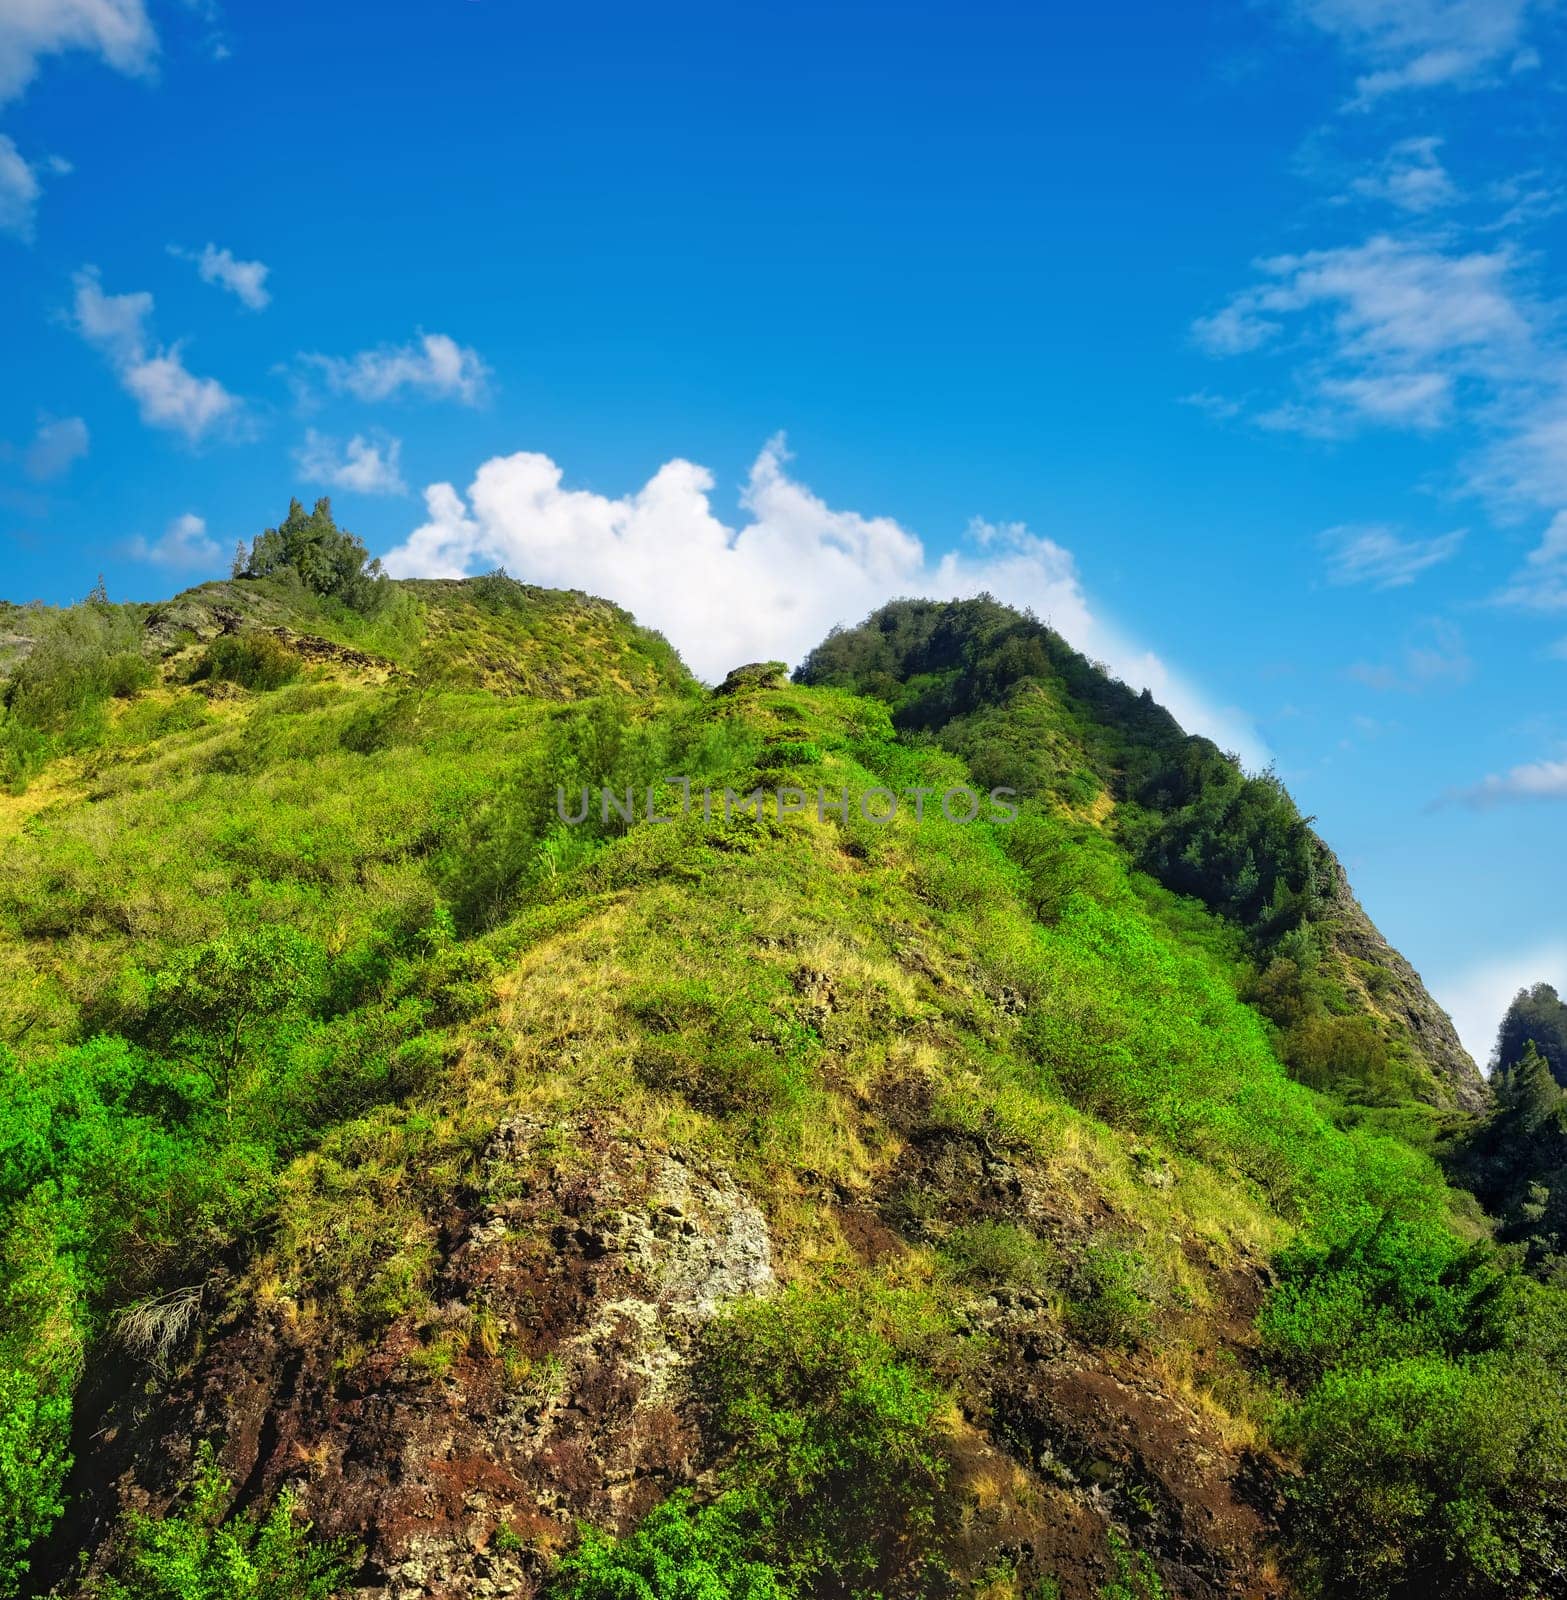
[236,497,388,613]
[1496,982,1567,1084]
[0,578,1559,1599]
[89,1443,357,1600]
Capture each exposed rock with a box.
[712,661,788,696]
[41,1117,773,1600]
[1315,840,1488,1111]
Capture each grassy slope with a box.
[1,577,1561,1600]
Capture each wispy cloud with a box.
[1321,522,1465,587]
[23,415,89,480]
[298,332,490,406]
[295,429,406,496]
[67,266,240,442]
[0,133,41,239]
[1348,617,1472,690]
[1348,137,1458,212]
[0,0,157,108]
[380,434,1270,768]
[1494,511,1567,612]
[124,510,221,569]
[169,242,270,310]
[1446,755,1567,807]
[1195,234,1530,437]
[1291,0,1546,102]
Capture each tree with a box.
[237,498,387,613]
[1497,983,1567,1087]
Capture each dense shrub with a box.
[552,1492,789,1600]
[239,498,387,614]
[0,1367,71,1600]
[91,1442,358,1600]
[0,601,154,787]
[694,1292,948,1598]
[195,631,301,691]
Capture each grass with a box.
[0,575,1557,1599]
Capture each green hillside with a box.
[2,555,1562,1600]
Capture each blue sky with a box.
[1,0,1564,1063]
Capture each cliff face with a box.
[1315,842,1489,1113]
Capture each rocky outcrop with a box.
[1315,840,1489,1112]
[41,1117,773,1600]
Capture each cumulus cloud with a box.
[1348,137,1459,212]
[1430,937,1567,1068]
[170,242,270,310]
[23,414,88,479]
[299,332,490,406]
[0,0,156,107]
[67,267,239,442]
[1291,0,1544,101]
[381,435,1269,768]
[295,429,406,496]
[1321,523,1465,587]
[124,510,221,569]
[1447,756,1567,807]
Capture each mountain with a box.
[2,559,1562,1600]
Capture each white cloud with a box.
[1321,523,1465,587]
[68,267,239,442]
[170,242,270,310]
[1292,0,1544,101]
[1430,938,1567,1068]
[295,429,406,496]
[0,0,156,107]
[1197,234,1540,442]
[0,133,40,238]
[1495,511,1567,613]
[125,510,221,569]
[299,332,490,405]
[1349,136,1459,212]
[23,414,88,479]
[1449,755,1567,806]
[380,435,1270,768]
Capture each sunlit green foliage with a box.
[91,1442,358,1600]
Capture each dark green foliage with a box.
[91,1441,358,1600]
[1282,1351,1567,1600]
[1065,1243,1155,1351]
[239,498,387,613]
[1450,1046,1567,1272]
[193,631,302,691]
[1496,983,1567,1085]
[1266,1215,1567,1596]
[1128,745,1321,942]
[940,1220,1059,1292]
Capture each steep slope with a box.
[796,597,1486,1114]
[2,574,1560,1600]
